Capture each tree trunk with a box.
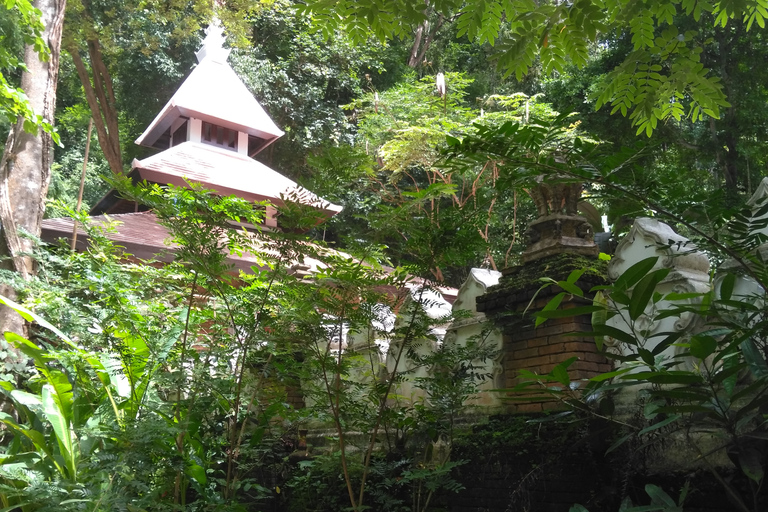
[408,20,427,68]
[407,14,446,69]
[714,27,739,199]
[67,37,123,175]
[407,1,446,69]
[0,0,66,340]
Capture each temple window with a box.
[201,121,238,151]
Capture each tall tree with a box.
[0,0,66,337]
[299,0,767,139]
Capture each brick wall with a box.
[478,279,613,413]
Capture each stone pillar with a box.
[523,181,598,262]
[475,177,609,412]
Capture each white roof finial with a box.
[195,20,231,63]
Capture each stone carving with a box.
[527,180,581,217]
[576,221,592,240]
[521,178,598,263]
[608,217,709,282]
[525,226,540,245]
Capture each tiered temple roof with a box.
[44,23,341,247]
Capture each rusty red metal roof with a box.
[42,212,312,273]
[40,212,458,302]
[131,142,342,216]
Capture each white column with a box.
[189,118,202,143]
[238,131,248,155]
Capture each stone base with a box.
[523,214,598,263]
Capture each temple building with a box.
[42,24,342,268]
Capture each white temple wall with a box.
[444,268,505,409]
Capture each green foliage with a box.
[523,248,768,511]
[325,73,572,280]
[571,483,688,512]
[1,169,498,511]
[230,0,391,175]
[298,0,768,136]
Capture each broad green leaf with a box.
[566,268,586,284]
[628,268,670,320]
[614,257,659,291]
[650,332,683,355]
[638,348,655,366]
[638,414,680,435]
[10,390,42,412]
[629,268,669,320]
[551,363,571,387]
[644,484,678,508]
[741,339,768,379]
[186,463,207,485]
[737,449,764,483]
[591,324,641,346]
[689,335,717,360]
[42,384,77,479]
[624,371,703,385]
[535,292,564,327]
[0,295,74,347]
[558,280,584,297]
[589,367,634,382]
[4,332,44,361]
[0,412,60,473]
[718,272,736,301]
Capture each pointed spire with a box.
[195,21,231,63]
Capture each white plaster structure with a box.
[714,178,768,320]
[386,287,453,405]
[605,218,710,362]
[444,269,504,409]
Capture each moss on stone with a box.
[496,252,608,296]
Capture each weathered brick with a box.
[583,351,611,363]
[542,401,565,411]
[526,355,553,367]
[512,402,543,413]
[558,334,595,343]
[526,337,550,348]
[538,363,556,374]
[539,343,566,355]
[513,347,539,359]
[571,360,601,373]
[562,341,598,353]
[509,329,538,342]
[534,324,566,336]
